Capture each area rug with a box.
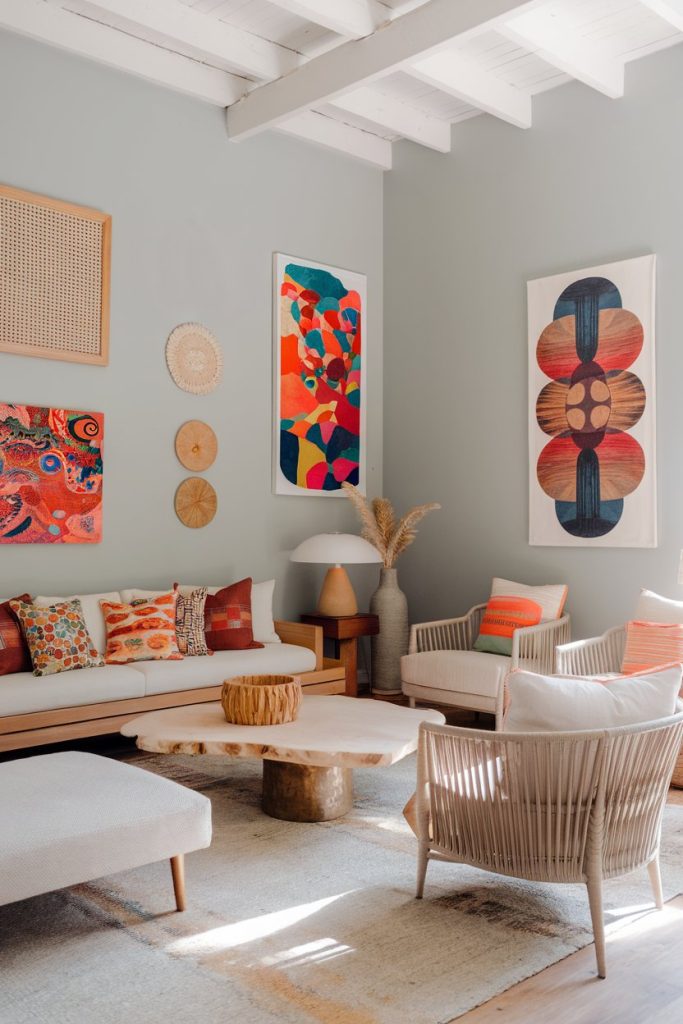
[2,751,682,1024]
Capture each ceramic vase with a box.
[369,568,409,695]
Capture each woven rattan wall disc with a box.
[175,420,217,472]
[175,477,217,529]
[166,323,222,394]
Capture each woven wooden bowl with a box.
[221,674,302,726]
[671,743,683,790]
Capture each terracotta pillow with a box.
[204,578,263,651]
[101,591,183,664]
[0,594,32,675]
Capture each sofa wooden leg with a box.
[408,697,416,709]
[170,854,186,911]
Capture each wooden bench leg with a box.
[170,855,186,911]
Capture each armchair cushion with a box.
[635,588,683,624]
[402,649,511,699]
[504,664,682,732]
[473,578,568,656]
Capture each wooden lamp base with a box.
[317,566,357,617]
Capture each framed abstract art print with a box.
[0,403,103,543]
[273,253,366,497]
[528,254,656,547]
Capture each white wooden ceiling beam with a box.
[274,111,392,169]
[406,52,531,128]
[227,0,541,140]
[0,0,245,105]
[57,0,301,80]
[503,9,625,98]
[267,0,387,39]
[329,86,451,150]
[639,0,683,32]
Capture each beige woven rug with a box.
[2,751,682,1024]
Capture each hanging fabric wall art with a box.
[0,403,103,543]
[528,254,656,547]
[273,253,366,497]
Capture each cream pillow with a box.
[120,579,280,644]
[35,592,122,656]
[504,665,682,732]
[635,588,683,624]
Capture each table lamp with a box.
[291,533,382,616]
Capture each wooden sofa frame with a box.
[0,622,345,753]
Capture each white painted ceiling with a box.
[2,0,682,169]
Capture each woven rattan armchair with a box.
[555,627,626,676]
[414,714,683,977]
[402,605,571,729]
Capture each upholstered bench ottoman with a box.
[0,751,212,909]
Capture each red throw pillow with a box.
[204,578,263,651]
[0,594,32,675]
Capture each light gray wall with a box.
[0,32,383,617]
[384,45,683,639]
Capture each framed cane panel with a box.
[0,184,111,366]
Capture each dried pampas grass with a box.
[342,483,440,568]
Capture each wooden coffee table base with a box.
[262,761,353,822]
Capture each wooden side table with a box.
[300,613,380,697]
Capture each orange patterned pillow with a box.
[474,578,568,656]
[622,620,683,676]
[101,592,183,664]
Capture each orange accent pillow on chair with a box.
[622,620,683,678]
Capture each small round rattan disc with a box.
[166,323,222,394]
[175,477,217,529]
[175,420,217,472]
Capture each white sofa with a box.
[0,582,345,753]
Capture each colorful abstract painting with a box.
[0,403,103,543]
[274,253,366,497]
[528,255,656,547]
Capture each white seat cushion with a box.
[0,751,211,906]
[401,650,511,699]
[137,643,317,695]
[0,665,145,716]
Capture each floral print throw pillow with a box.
[10,598,103,676]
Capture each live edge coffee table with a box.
[122,696,444,823]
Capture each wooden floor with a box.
[454,787,683,1024]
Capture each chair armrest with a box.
[409,605,487,654]
[511,614,571,674]
[555,626,625,676]
[273,621,323,670]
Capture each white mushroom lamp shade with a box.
[291,533,382,617]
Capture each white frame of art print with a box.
[528,254,657,547]
[273,252,367,497]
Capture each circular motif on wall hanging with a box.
[175,420,218,472]
[166,323,222,394]
[175,477,217,529]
